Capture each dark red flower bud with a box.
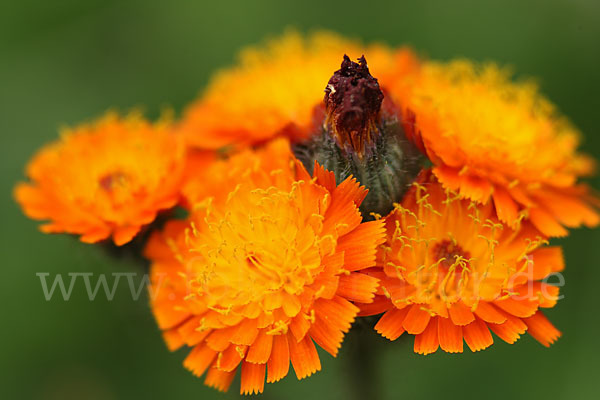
[324,55,384,157]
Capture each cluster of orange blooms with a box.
[15,32,598,394]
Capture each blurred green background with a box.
[2,0,599,399]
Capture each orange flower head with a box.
[145,139,386,394]
[14,112,185,245]
[179,30,418,150]
[361,172,563,354]
[394,60,599,236]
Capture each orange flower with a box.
[392,60,598,236]
[144,139,386,394]
[360,172,563,354]
[179,30,418,150]
[14,113,185,245]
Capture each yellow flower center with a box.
[382,179,544,316]
[186,181,329,314]
[98,171,129,192]
[431,239,471,272]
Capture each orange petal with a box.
[336,272,380,303]
[448,302,475,326]
[507,185,534,207]
[230,318,259,346]
[266,334,289,383]
[357,296,393,317]
[513,281,561,308]
[152,301,191,331]
[178,316,211,347]
[112,225,141,246]
[183,345,217,377]
[461,174,493,203]
[246,330,274,364]
[143,220,188,261]
[80,226,112,243]
[523,311,561,347]
[321,179,364,237]
[531,247,564,278]
[311,274,339,300]
[432,166,462,192]
[262,291,283,311]
[402,304,431,334]
[163,328,185,351]
[313,296,358,335]
[288,334,321,380]
[320,251,345,275]
[281,292,302,317]
[488,311,526,344]
[534,188,599,228]
[375,307,409,340]
[493,186,519,225]
[14,184,50,219]
[204,368,236,392]
[494,297,538,318]
[240,361,266,395]
[216,344,246,372]
[437,316,463,353]
[219,310,247,326]
[335,219,386,271]
[384,277,417,306]
[332,175,369,208]
[435,167,494,203]
[205,325,236,352]
[529,207,568,237]
[313,162,336,193]
[463,318,493,352]
[289,314,312,343]
[536,283,560,308]
[414,317,439,355]
[309,312,345,356]
[474,301,507,324]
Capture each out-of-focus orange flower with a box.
[360,172,563,354]
[392,60,598,236]
[180,139,293,210]
[14,113,185,245]
[145,139,386,394]
[179,30,418,150]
